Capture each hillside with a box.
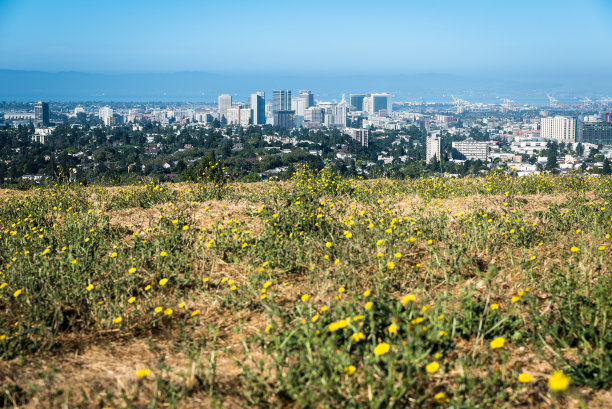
[1,169,611,408]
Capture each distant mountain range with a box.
[0,69,610,103]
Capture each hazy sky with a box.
[1,0,611,75]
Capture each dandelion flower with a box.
[328,320,349,332]
[386,261,395,270]
[491,304,499,310]
[301,294,310,302]
[374,342,390,356]
[159,278,168,286]
[164,308,173,316]
[13,289,22,298]
[518,373,533,383]
[426,362,440,373]
[548,371,570,392]
[490,337,505,349]
[570,246,579,253]
[351,332,364,342]
[135,369,150,379]
[128,297,136,304]
[191,310,200,317]
[113,317,122,324]
[154,306,163,313]
[365,301,373,310]
[388,323,398,334]
[128,267,137,274]
[434,392,450,404]
[363,290,371,297]
[343,365,356,376]
[86,284,94,291]
[160,251,167,257]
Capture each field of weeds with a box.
[1,167,611,408]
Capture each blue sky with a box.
[0,0,611,75]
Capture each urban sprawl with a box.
[1,91,612,184]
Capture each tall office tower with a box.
[291,96,306,116]
[218,94,232,120]
[541,116,577,143]
[426,133,442,164]
[299,90,314,108]
[369,93,392,115]
[34,101,50,126]
[349,94,366,111]
[249,92,265,125]
[272,90,291,112]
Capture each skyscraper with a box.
[349,94,366,111]
[299,90,314,108]
[218,94,232,120]
[34,101,50,126]
[370,93,392,115]
[249,92,265,125]
[272,90,291,112]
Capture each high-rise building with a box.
[226,106,252,126]
[577,119,612,145]
[249,92,265,125]
[292,97,306,116]
[273,110,295,129]
[99,106,115,126]
[34,101,50,126]
[540,116,576,143]
[451,139,490,161]
[426,133,442,164]
[218,94,232,120]
[349,94,366,111]
[272,90,292,112]
[334,94,349,127]
[304,107,324,123]
[299,90,314,108]
[369,93,392,115]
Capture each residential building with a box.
[99,106,114,126]
[540,116,576,143]
[451,139,490,161]
[426,133,441,163]
[344,128,369,147]
[226,106,252,126]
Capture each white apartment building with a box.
[540,116,576,143]
[426,133,441,163]
[451,139,489,161]
[226,107,251,126]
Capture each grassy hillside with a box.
[1,168,611,408]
